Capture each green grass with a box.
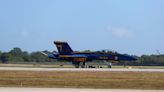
[0,71,164,89]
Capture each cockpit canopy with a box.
[96,49,118,54]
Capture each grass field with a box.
[0,71,164,89]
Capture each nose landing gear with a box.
[104,61,112,68]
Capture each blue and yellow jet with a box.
[42,41,137,68]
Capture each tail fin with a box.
[54,41,73,55]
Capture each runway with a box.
[0,67,164,72]
[0,88,163,92]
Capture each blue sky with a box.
[0,0,164,55]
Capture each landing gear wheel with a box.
[108,63,112,68]
[75,65,79,68]
[81,62,86,68]
[74,62,80,68]
[108,65,112,68]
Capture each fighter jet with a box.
[42,41,137,68]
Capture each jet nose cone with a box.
[117,54,137,61]
[125,55,137,61]
[129,57,137,61]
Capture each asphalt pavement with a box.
[0,67,164,72]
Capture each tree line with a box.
[0,47,50,63]
[0,47,164,66]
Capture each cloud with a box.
[109,27,136,38]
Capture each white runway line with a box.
[0,67,164,72]
[0,88,163,92]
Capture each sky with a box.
[0,0,164,55]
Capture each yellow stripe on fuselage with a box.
[59,55,72,58]
[73,58,87,62]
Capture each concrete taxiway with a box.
[0,88,163,92]
[0,67,164,72]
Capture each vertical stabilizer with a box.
[54,41,73,55]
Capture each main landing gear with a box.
[73,62,86,68]
[73,61,112,68]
